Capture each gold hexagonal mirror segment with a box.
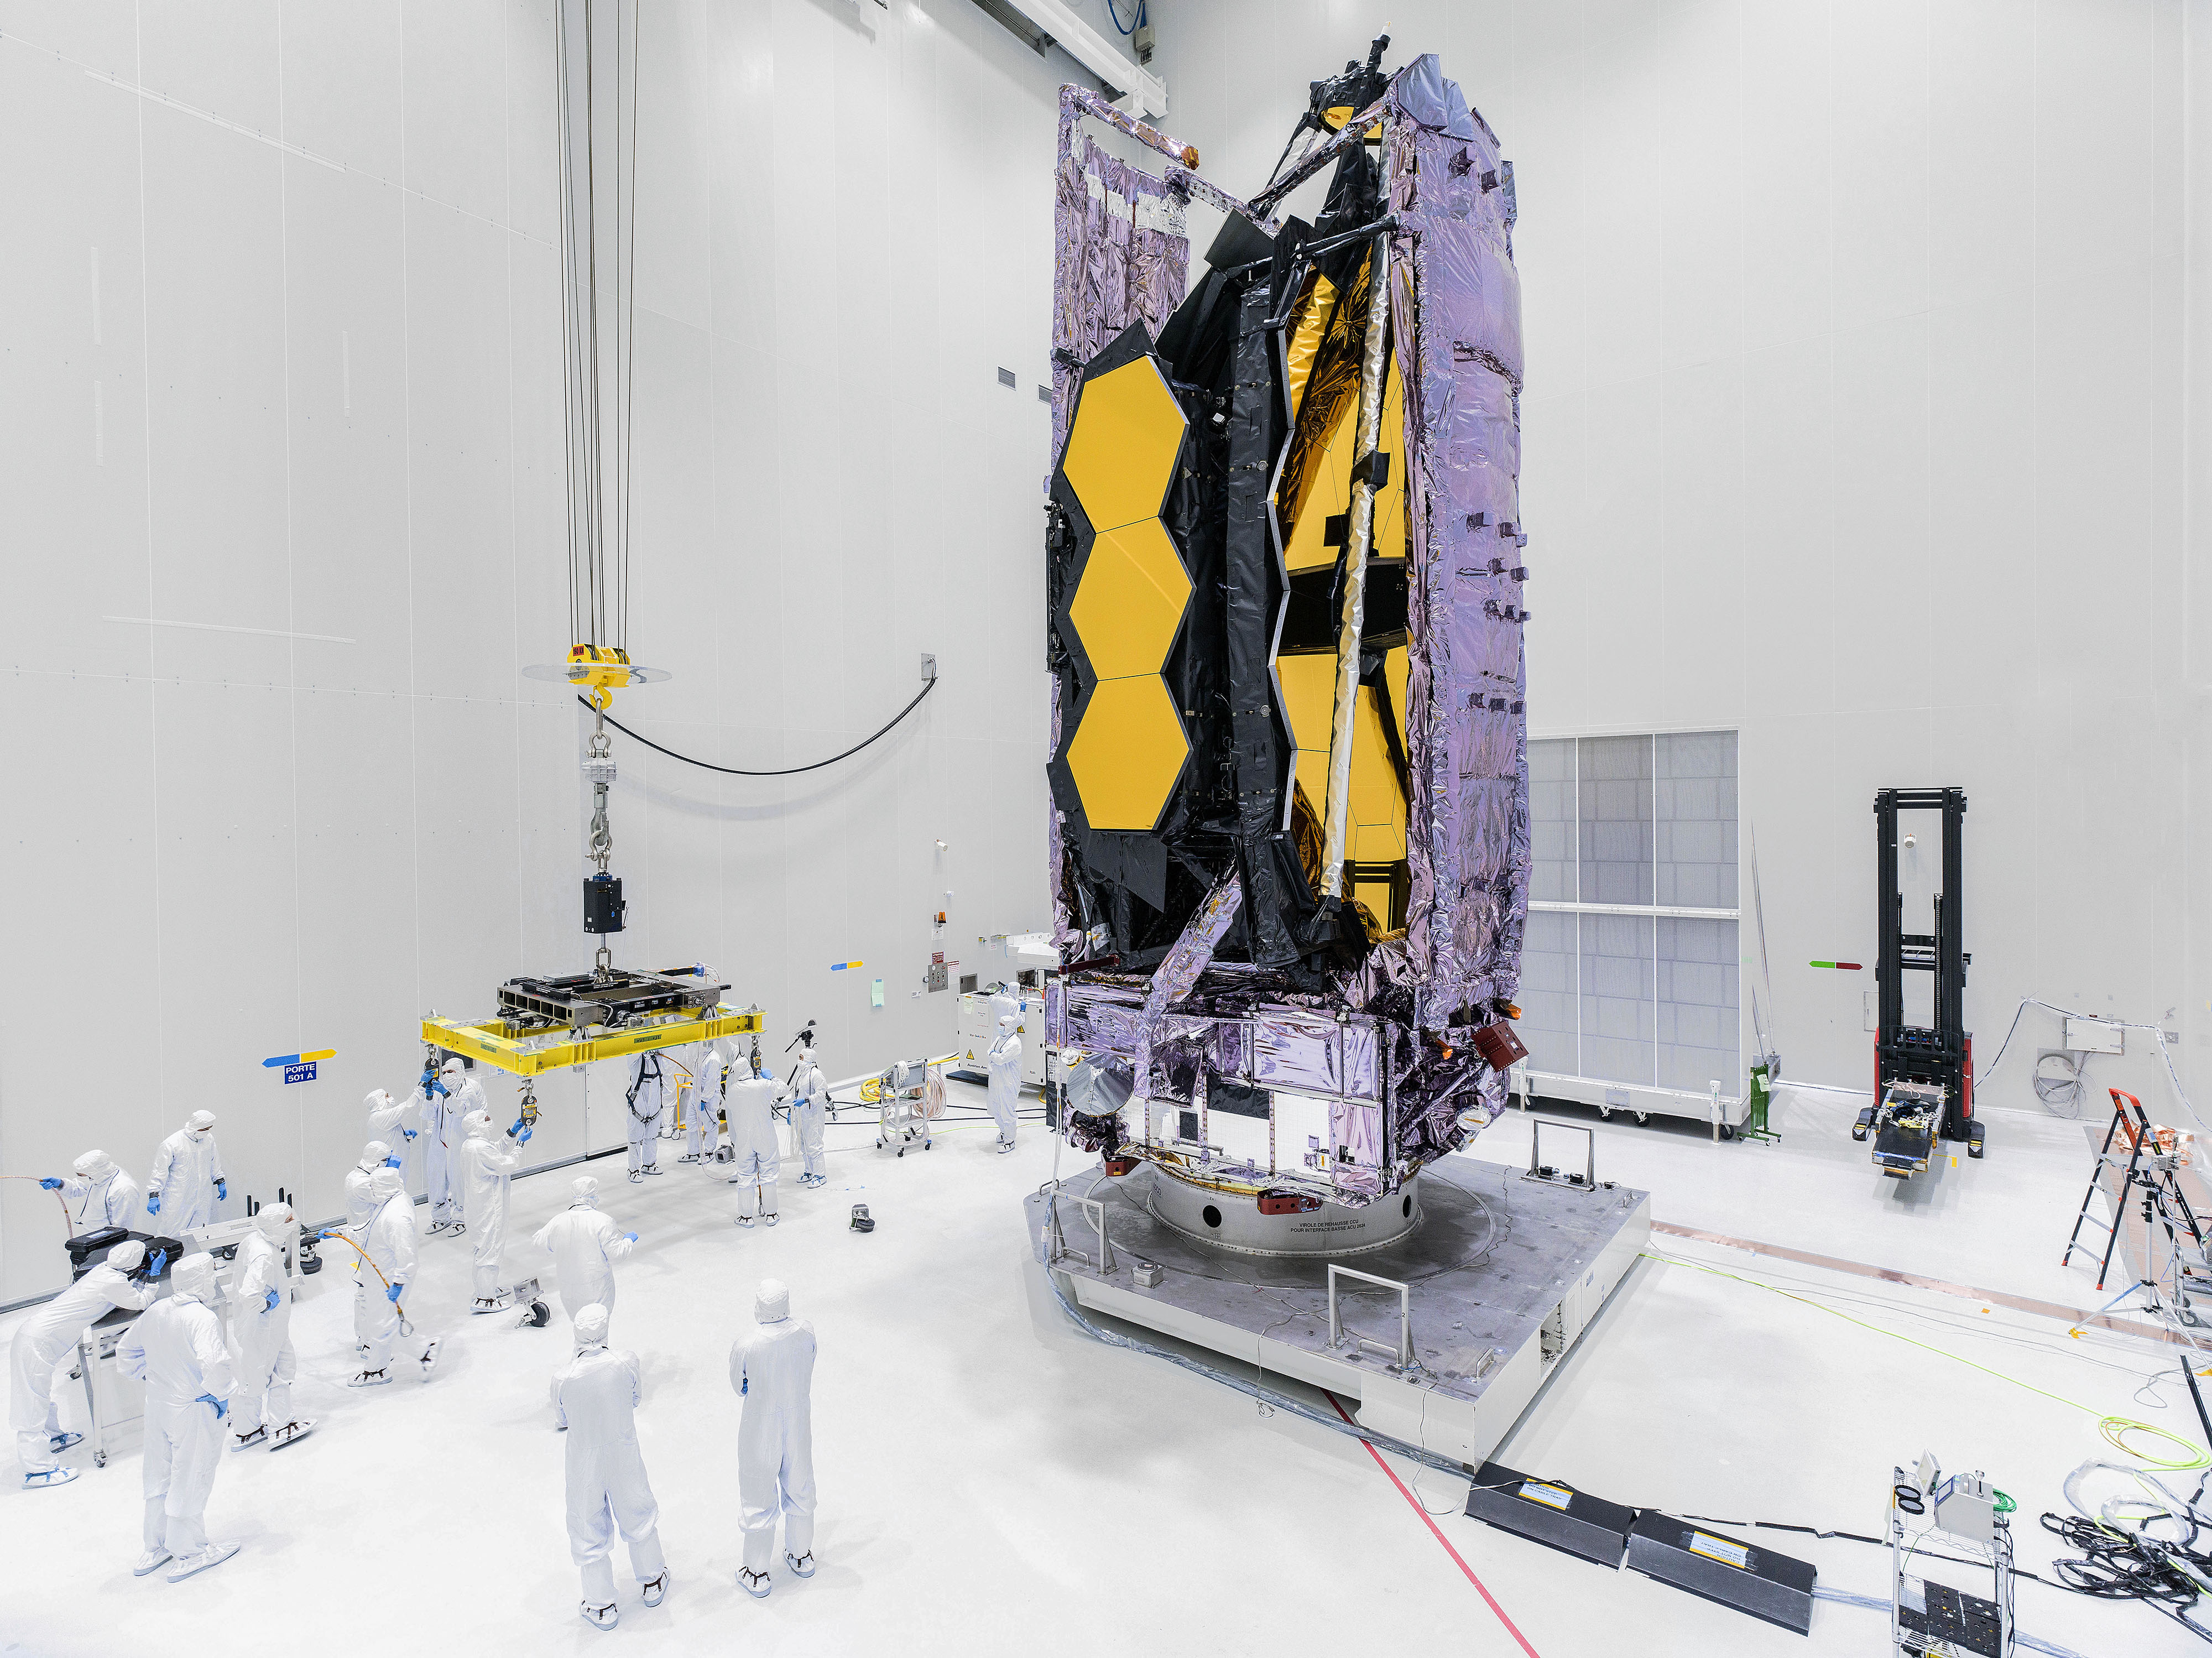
[1060,356,1188,534]
[1068,519,1193,681]
[1065,675,1190,832]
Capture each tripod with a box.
[2062,1089,2210,1328]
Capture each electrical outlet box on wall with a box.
[2064,1018,2124,1055]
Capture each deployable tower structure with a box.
[1044,55,1531,1251]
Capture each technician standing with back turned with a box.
[729,1278,817,1598]
[119,1252,239,1581]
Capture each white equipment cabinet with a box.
[955,988,1046,1088]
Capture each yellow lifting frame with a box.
[421,1004,764,1079]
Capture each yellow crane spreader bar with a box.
[421,1004,764,1078]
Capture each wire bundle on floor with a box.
[2041,1509,2212,1644]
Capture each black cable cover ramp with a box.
[574,677,936,778]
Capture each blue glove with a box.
[519,1127,533,1144]
[384,1155,403,1168]
[387,1282,403,1304]
[624,1232,638,1244]
[196,1393,228,1421]
[403,1128,418,1140]
[263,1287,281,1312]
[39,1177,62,1190]
[148,1249,169,1276]
[215,1179,227,1201]
[740,1377,748,1395]
[147,1191,161,1216]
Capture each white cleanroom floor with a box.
[0,1081,2194,1656]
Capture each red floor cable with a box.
[1326,1393,1543,1658]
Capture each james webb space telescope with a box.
[1026,49,1653,1471]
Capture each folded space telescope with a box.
[1045,56,1532,1251]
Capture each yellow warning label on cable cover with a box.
[1516,1481,1574,1512]
[1687,1532,1752,1571]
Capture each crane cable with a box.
[575,677,937,776]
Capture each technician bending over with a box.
[347,1166,439,1386]
[147,1110,226,1231]
[553,1305,669,1630]
[787,1045,830,1187]
[729,1278,817,1598]
[461,1109,529,1312]
[226,1204,314,1452]
[118,1252,238,1581]
[39,1148,143,1232]
[987,1013,1022,1154]
[533,1176,637,1331]
[725,1063,782,1227]
[9,1239,158,1489]
[624,1051,670,1183]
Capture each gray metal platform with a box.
[1026,1158,1652,1465]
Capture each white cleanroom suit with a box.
[988,1014,1022,1151]
[363,1087,420,1192]
[351,1167,423,1381]
[147,1110,226,1231]
[726,1072,782,1224]
[11,1241,152,1485]
[345,1141,398,1231]
[118,1253,237,1579]
[419,1057,479,1231]
[729,1279,817,1594]
[624,1051,670,1181]
[227,1205,310,1448]
[364,1086,420,1145]
[461,1110,524,1306]
[553,1305,668,1626]
[533,1177,635,1328]
[687,1045,727,1162]
[58,1149,143,1232]
[787,1049,828,1185]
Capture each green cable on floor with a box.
[1642,1249,2211,1473]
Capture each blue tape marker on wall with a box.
[264,1049,335,1084]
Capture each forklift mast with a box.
[1873,787,1975,1144]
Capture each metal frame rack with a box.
[1856,788,1981,1173]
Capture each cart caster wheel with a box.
[1597,1106,1611,1119]
[1635,1112,1650,1124]
[1718,1124,1735,1141]
[896,1148,905,1158]
[2182,1309,2203,1329]
[95,1451,106,1468]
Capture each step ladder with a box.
[2061,1089,2210,1328]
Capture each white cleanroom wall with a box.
[0,0,1130,1302]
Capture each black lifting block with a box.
[583,873,627,935]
